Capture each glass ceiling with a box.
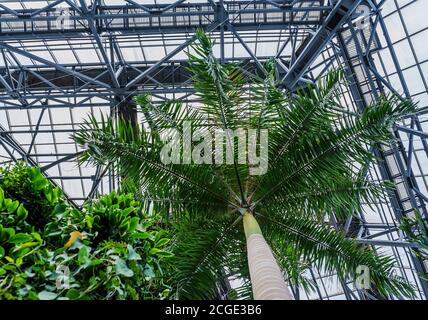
[0,0,427,300]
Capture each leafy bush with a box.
[0,186,48,299]
[0,162,64,232]
[0,163,175,300]
[44,191,176,300]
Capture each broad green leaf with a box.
[86,215,94,229]
[9,233,33,244]
[4,256,14,263]
[66,289,81,300]
[149,248,159,255]
[45,189,53,203]
[134,232,151,240]
[155,238,170,248]
[17,204,28,220]
[53,186,63,200]
[15,256,23,266]
[6,199,19,213]
[122,207,135,216]
[128,217,139,233]
[78,245,91,266]
[89,259,103,267]
[3,227,15,239]
[31,232,42,242]
[154,250,174,258]
[149,248,174,258]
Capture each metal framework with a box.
[0,0,427,300]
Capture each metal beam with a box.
[0,1,329,41]
[281,0,362,90]
[355,238,422,249]
[0,43,112,90]
[77,0,120,88]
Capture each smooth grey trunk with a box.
[243,212,294,300]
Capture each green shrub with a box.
[0,163,175,300]
[46,191,176,300]
[0,186,48,299]
[0,162,64,232]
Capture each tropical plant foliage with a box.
[73,29,417,299]
[401,210,428,282]
[0,162,65,233]
[55,191,175,300]
[0,188,44,299]
[0,163,174,300]
[0,163,66,299]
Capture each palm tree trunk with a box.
[243,211,293,300]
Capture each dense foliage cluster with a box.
[0,162,175,300]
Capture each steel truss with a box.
[0,0,427,300]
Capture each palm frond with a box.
[187,29,246,130]
[257,213,415,298]
[260,174,393,221]
[135,94,203,135]
[253,95,416,206]
[172,216,250,299]
[73,114,237,217]
[187,28,248,202]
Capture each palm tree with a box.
[73,30,416,300]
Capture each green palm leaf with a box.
[257,213,415,298]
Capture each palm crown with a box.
[73,29,416,300]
